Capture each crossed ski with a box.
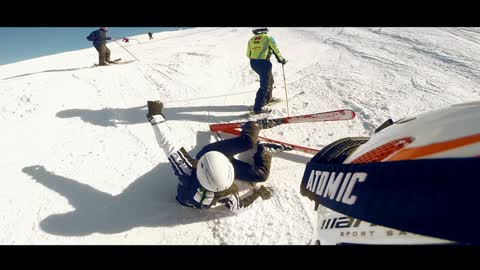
[210,109,355,132]
[209,109,356,155]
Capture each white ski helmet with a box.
[196,151,235,192]
[252,27,268,34]
[301,101,480,245]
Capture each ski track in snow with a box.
[0,27,479,244]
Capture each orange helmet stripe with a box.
[351,137,413,164]
[386,133,480,161]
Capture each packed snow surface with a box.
[1,27,479,244]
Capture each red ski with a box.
[210,109,356,132]
[217,128,321,155]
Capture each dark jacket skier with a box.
[148,32,153,40]
[246,27,287,114]
[89,27,114,66]
[146,100,291,211]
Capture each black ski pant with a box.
[196,121,272,182]
[250,59,274,112]
[94,44,111,65]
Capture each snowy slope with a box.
[0,27,479,244]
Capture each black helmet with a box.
[252,27,268,34]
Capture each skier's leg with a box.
[253,61,271,112]
[258,61,270,92]
[98,45,107,65]
[230,146,272,183]
[94,46,104,65]
[196,121,260,159]
[253,88,268,113]
[266,65,274,102]
[104,46,111,62]
[94,46,101,54]
[251,60,269,113]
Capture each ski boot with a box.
[253,108,272,114]
[265,97,282,105]
[257,118,277,129]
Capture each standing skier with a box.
[246,27,287,114]
[148,32,153,40]
[87,27,115,66]
[146,100,291,211]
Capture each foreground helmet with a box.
[196,151,234,192]
[252,27,268,34]
[301,101,480,245]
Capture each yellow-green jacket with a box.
[246,33,284,62]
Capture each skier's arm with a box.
[246,40,252,58]
[148,114,196,179]
[268,36,285,63]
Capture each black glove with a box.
[279,58,287,65]
[255,186,274,200]
[147,100,163,114]
[146,100,166,120]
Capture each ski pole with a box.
[114,39,139,61]
[282,64,290,116]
